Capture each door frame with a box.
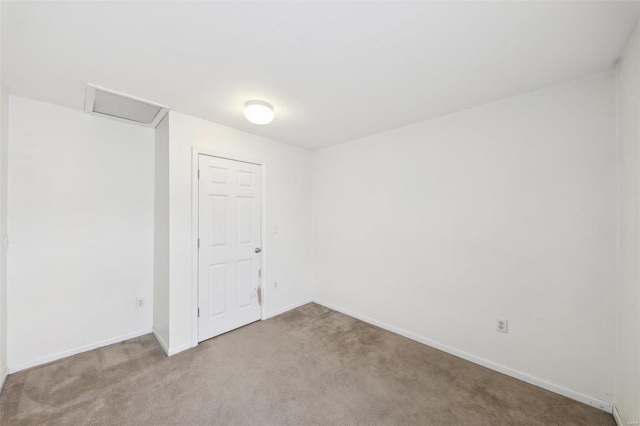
[190,147,268,348]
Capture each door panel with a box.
[198,154,262,342]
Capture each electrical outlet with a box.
[272,224,279,234]
[496,319,508,333]
[136,298,145,309]
[273,281,278,289]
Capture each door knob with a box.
[255,248,262,253]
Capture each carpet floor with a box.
[0,303,614,425]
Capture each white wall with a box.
[165,112,313,353]
[615,24,640,426]
[0,88,7,385]
[0,0,7,387]
[7,96,155,369]
[153,115,170,351]
[312,72,618,409]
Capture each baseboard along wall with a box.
[7,328,152,375]
[264,299,313,320]
[311,299,613,413]
[2,299,615,415]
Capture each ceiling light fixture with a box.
[244,100,275,125]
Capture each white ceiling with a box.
[3,1,639,150]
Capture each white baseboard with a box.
[8,328,152,374]
[613,404,622,426]
[167,342,191,356]
[0,366,8,394]
[151,328,190,356]
[152,327,170,356]
[312,299,613,413]
[264,299,313,320]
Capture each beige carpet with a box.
[0,303,613,425]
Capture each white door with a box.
[198,154,262,342]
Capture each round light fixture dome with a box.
[243,100,275,125]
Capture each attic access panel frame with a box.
[84,84,170,128]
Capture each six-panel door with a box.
[198,154,262,342]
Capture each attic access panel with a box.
[84,84,170,128]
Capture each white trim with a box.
[84,84,170,128]
[152,327,170,356]
[312,299,613,413]
[264,299,313,320]
[260,162,268,321]
[167,342,192,356]
[191,149,199,348]
[192,148,263,167]
[0,367,8,394]
[612,404,622,426]
[191,147,268,348]
[7,328,152,374]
